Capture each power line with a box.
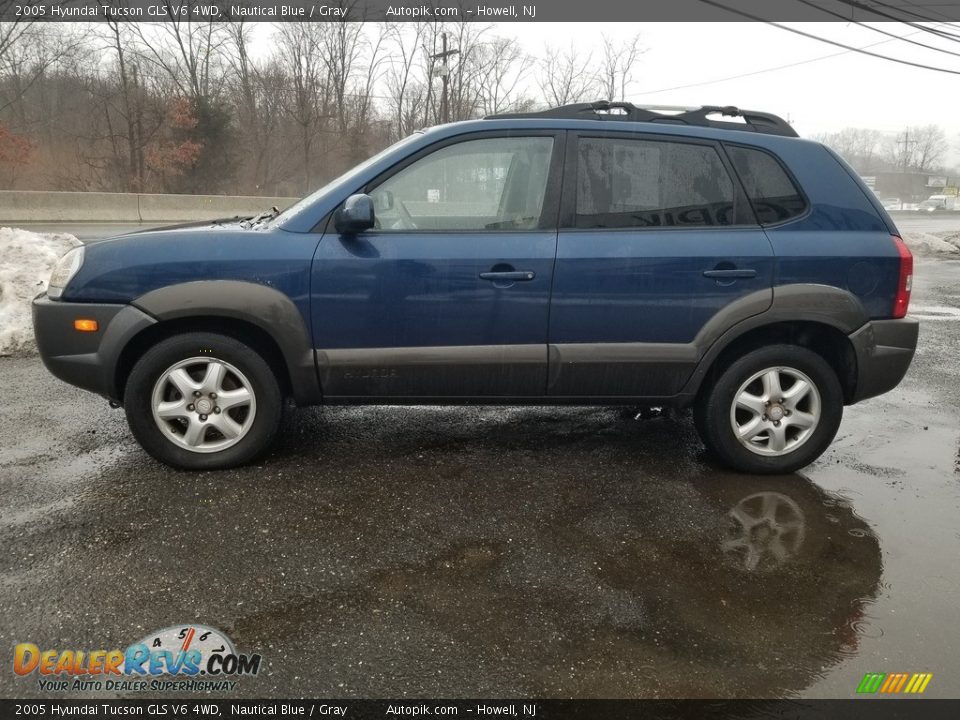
[638,50,863,96]
[849,0,960,24]
[792,0,960,57]
[638,23,949,95]
[833,0,960,42]
[893,0,960,22]
[697,0,960,74]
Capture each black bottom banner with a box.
[3,699,960,720]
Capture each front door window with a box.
[370,136,554,232]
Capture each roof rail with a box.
[486,101,798,138]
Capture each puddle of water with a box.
[801,385,960,698]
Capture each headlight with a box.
[47,246,84,299]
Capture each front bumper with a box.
[32,294,156,401]
[848,317,919,403]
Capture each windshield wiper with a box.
[241,206,280,229]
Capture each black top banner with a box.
[4,0,960,22]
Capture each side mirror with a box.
[334,194,375,235]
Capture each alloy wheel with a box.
[150,357,257,453]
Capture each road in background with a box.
[892,214,960,234]
[13,223,158,242]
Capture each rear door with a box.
[548,132,774,398]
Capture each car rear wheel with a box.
[124,332,282,470]
[694,344,843,474]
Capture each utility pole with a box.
[431,32,459,124]
[897,129,917,204]
[897,129,917,172]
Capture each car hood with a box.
[88,217,258,245]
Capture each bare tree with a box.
[910,125,948,172]
[537,43,598,107]
[275,23,331,194]
[319,18,364,134]
[342,22,388,162]
[598,33,644,102]
[95,19,153,191]
[131,5,230,101]
[384,22,429,139]
[439,22,490,122]
[224,20,294,194]
[127,6,238,192]
[0,20,35,116]
[0,22,88,117]
[881,125,948,172]
[816,127,885,174]
[475,36,534,116]
[315,5,387,163]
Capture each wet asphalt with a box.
[1,248,960,700]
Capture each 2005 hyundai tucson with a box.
[33,102,919,474]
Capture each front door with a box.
[548,132,775,398]
[312,132,563,399]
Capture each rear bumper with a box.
[32,294,156,402]
[848,317,919,403]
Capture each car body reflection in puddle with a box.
[723,492,807,571]
[240,414,882,698]
[472,471,883,697]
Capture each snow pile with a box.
[935,232,960,251]
[902,232,960,256]
[0,227,81,356]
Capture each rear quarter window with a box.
[726,145,807,225]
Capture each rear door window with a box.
[726,145,807,225]
[574,137,738,228]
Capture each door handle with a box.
[479,271,536,282]
[702,268,757,279]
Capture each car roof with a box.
[421,117,817,152]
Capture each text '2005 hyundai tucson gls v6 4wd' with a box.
[33,102,918,474]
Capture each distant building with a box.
[871,172,954,201]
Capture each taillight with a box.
[892,235,913,319]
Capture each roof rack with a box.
[486,101,798,138]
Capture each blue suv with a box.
[33,102,918,474]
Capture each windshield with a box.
[271,132,424,226]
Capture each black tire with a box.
[124,332,283,470]
[694,344,843,475]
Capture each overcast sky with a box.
[529,23,958,138]
[252,21,960,161]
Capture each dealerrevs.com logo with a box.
[13,624,262,693]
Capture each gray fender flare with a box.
[680,283,868,400]
[132,280,320,405]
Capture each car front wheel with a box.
[694,344,843,474]
[124,332,282,470]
